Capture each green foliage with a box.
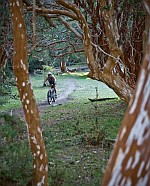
[42,99,125,185]
[42,65,53,73]
[0,114,32,185]
[0,73,126,185]
[0,83,12,96]
[28,58,45,73]
[0,66,14,96]
[25,15,86,69]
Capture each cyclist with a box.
[43,72,57,98]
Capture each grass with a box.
[42,100,125,186]
[0,114,32,185]
[0,72,127,185]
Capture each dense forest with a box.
[0,0,150,185]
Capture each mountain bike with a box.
[47,84,56,105]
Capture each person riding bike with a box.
[43,72,57,98]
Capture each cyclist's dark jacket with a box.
[48,76,56,85]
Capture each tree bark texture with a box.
[9,0,48,185]
[5,0,146,103]
[102,2,150,184]
[57,0,144,103]
[60,61,67,73]
[0,46,7,84]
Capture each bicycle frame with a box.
[47,85,55,104]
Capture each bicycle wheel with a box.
[47,90,52,104]
[51,89,55,103]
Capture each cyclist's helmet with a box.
[48,72,52,75]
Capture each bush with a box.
[29,59,45,73]
[0,114,33,185]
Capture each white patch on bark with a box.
[131,150,140,169]
[37,175,45,186]
[146,160,150,170]
[26,100,30,104]
[129,69,145,114]
[120,177,126,185]
[137,161,145,177]
[41,175,45,184]
[37,127,41,133]
[127,106,150,146]
[127,65,150,146]
[22,82,25,87]
[36,145,40,150]
[110,21,113,28]
[126,178,132,186]
[39,164,44,172]
[23,64,26,70]
[109,148,124,185]
[19,23,22,28]
[108,146,130,185]
[87,57,89,64]
[16,1,19,6]
[45,164,48,172]
[119,127,126,141]
[26,123,30,144]
[137,174,149,186]
[125,157,133,170]
[25,105,27,110]
[40,154,43,160]
[37,150,40,155]
[31,136,37,144]
[22,94,25,101]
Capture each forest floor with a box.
[0,73,127,186]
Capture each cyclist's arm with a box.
[43,77,48,85]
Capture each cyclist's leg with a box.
[54,84,57,98]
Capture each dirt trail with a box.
[12,80,76,119]
[54,79,76,104]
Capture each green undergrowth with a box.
[0,72,127,185]
[0,114,32,185]
[41,99,126,185]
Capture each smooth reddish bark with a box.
[9,0,48,185]
[102,2,150,184]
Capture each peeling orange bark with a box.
[9,0,48,185]
[102,2,150,184]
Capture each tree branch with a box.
[58,16,82,39]
[26,6,78,20]
[30,0,37,52]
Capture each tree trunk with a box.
[73,0,144,103]
[102,2,150,184]
[21,0,145,103]
[60,61,67,72]
[57,0,136,103]
[9,0,48,185]
[0,46,7,84]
